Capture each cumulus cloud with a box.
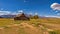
[0,10,24,15]
[0,11,11,15]
[51,3,60,10]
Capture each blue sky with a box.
[0,0,60,17]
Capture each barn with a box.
[14,13,30,20]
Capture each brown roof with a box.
[14,13,30,20]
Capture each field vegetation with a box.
[0,18,60,34]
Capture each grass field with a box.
[0,18,60,34]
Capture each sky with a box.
[0,0,60,17]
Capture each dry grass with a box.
[0,18,59,34]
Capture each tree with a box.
[33,15,39,19]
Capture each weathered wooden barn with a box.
[14,13,30,20]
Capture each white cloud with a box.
[11,12,17,15]
[11,12,20,15]
[44,15,60,18]
[0,10,24,15]
[51,3,60,10]
[18,10,24,13]
[35,12,38,15]
[0,11,11,15]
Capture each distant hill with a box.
[0,15,16,18]
[0,14,60,19]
